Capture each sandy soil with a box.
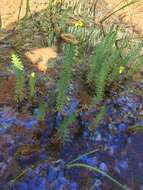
[0,0,48,28]
[0,0,143,34]
[104,0,143,34]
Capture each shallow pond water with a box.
[0,81,142,190]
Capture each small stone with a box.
[95,133,102,141]
[139,110,143,116]
[47,166,58,183]
[93,179,102,187]
[116,123,126,132]
[81,155,97,166]
[115,159,128,174]
[99,162,108,173]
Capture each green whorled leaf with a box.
[11,53,25,102]
[11,54,24,71]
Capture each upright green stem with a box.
[25,0,30,18]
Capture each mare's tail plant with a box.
[29,72,36,98]
[58,113,76,141]
[11,53,25,102]
[87,31,119,105]
[121,39,143,78]
[34,101,47,122]
[56,44,76,111]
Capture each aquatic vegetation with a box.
[9,0,143,139]
[29,72,36,98]
[11,53,25,102]
[0,0,143,190]
[34,101,47,122]
[56,44,76,111]
[87,31,119,103]
[58,113,76,140]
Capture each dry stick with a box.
[93,0,99,19]
[108,0,129,13]
[9,168,29,186]
[100,0,140,23]
[67,163,129,190]
[66,148,101,165]
[99,0,140,37]
[8,157,64,187]
[18,0,23,20]
[0,15,2,30]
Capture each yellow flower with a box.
[31,72,36,77]
[119,66,125,74]
[74,20,85,28]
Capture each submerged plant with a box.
[58,113,76,140]
[11,53,25,102]
[91,105,106,130]
[34,101,47,122]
